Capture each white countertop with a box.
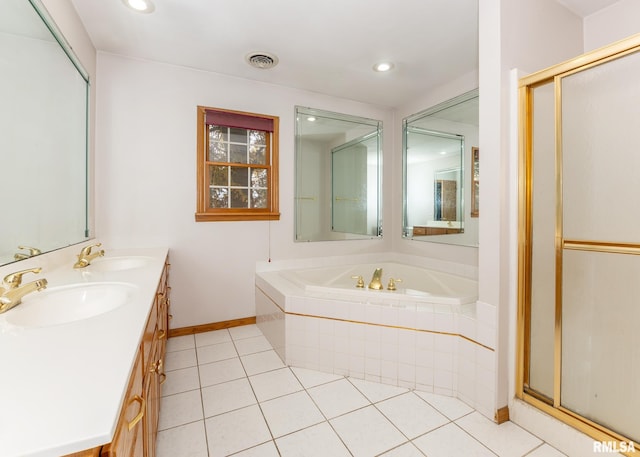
[0,246,169,457]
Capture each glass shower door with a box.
[519,34,640,453]
[560,49,640,443]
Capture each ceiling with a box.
[69,0,479,108]
[555,0,619,17]
[68,0,619,109]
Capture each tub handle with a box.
[351,275,365,288]
[387,278,402,291]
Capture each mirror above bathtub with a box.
[295,106,382,242]
[0,0,90,265]
[403,89,478,246]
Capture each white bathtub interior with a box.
[281,262,478,305]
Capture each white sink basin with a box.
[4,282,137,328]
[88,256,154,272]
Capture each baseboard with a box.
[495,405,510,424]
[168,316,257,338]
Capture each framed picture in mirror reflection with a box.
[471,147,479,217]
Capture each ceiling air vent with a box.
[246,52,279,69]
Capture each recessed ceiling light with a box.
[373,62,394,72]
[307,116,316,122]
[122,0,155,13]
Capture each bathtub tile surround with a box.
[158,325,564,456]
[255,254,498,419]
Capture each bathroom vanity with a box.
[0,247,169,457]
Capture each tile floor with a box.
[157,325,566,457]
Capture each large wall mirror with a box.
[403,89,478,246]
[0,0,90,265]
[295,106,382,242]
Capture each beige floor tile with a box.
[330,405,407,457]
[205,405,271,456]
[249,367,303,402]
[276,422,351,457]
[156,420,208,457]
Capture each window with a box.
[196,106,280,221]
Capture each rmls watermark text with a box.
[593,441,636,453]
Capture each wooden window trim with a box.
[195,106,280,222]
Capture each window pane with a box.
[251,168,267,188]
[251,189,267,208]
[209,165,228,186]
[209,141,227,161]
[209,188,228,208]
[230,188,248,208]
[249,130,266,145]
[230,167,248,186]
[230,144,248,163]
[209,126,228,161]
[250,145,266,164]
[229,128,246,144]
[209,125,227,142]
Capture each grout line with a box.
[230,330,283,456]
[298,377,356,456]
[194,329,227,456]
[522,442,548,456]
[454,421,500,456]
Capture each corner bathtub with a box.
[255,260,497,418]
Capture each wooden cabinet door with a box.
[101,350,144,457]
[144,343,161,457]
[143,259,169,457]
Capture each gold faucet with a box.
[0,267,48,313]
[14,246,42,260]
[368,268,383,290]
[387,278,403,291]
[73,243,105,269]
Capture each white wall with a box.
[94,53,394,328]
[482,0,583,414]
[584,0,640,51]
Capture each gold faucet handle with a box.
[80,242,103,256]
[351,275,365,288]
[387,278,402,291]
[17,246,42,256]
[3,267,43,289]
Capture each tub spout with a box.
[368,268,383,290]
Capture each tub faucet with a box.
[73,243,105,268]
[0,267,48,314]
[368,268,383,290]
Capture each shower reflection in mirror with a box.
[295,106,382,242]
[402,89,479,246]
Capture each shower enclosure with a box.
[518,34,640,454]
